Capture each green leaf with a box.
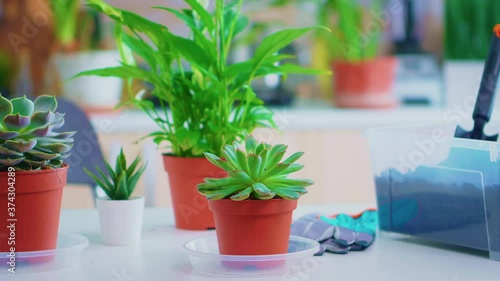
[3,114,30,130]
[277,163,304,176]
[274,189,300,200]
[33,95,57,113]
[264,144,287,170]
[0,95,13,121]
[283,152,304,164]
[185,0,214,33]
[5,139,37,153]
[0,145,23,156]
[245,135,257,154]
[235,149,249,173]
[263,163,290,178]
[0,157,24,166]
[229,186,253,201]
[11,96,35,116]
[167,34,212,69]
[278,63,331,75]
[27,111,55,131]
[114,172,129,200]
[246,154,262,179]
[253,27,323,72]
[75,65,157,84]
[26,149,59,160]
[228,170,254,185]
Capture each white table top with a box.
[7,204,500,281]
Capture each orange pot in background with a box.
[209,199,298,255]
[332,57,397,108]
[163,155,226,230]
[0,165,68,252]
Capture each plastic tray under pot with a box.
[0,233,88,274]
[184,236,320,277]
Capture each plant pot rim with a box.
[0,164,69,175]
[332,56,396,65]
[96,196,145,202]
[208,198,298,215]
[162,153,205,159]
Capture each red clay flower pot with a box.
[0,165,68,252]
[162,155,226,230]
[332,57,397,108]
[209,199,298,255]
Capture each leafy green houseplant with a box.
[79,0,327,230]
[271,0,396,108]
[49,0,123,112]
[198,136,313,256]
[0,95,74,252]
[85,148,147,245]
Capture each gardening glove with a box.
[291,209,377,255]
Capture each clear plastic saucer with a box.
[0,233,89,274]
[184,235,320,277]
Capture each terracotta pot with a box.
[332,57,397,108]
[162,155,226,230]
[209,199,298,255]
[0,165,68,252]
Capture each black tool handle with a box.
[473,28,500,123]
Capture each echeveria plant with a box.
[84,148,147,200]
[0,95,74,171]
[197,136,313,200]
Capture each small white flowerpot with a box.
[53,50,123,111]
[96,196,145,246]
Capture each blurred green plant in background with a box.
[445,0,500,60]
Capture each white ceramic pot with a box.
[96,196,145,246]
[444,60,500,108]
[53,50,123,111]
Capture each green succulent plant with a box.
[197,136,313,201]
[0,95,74,171]
[84,148,147,200]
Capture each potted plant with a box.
[78,0,327,230]
[321,0,397,108]
[49,0,123,112]
[0,95,74,252]
[85,148,147,246]
[444,0,500,108]
[197,135,313,260]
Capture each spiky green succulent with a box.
[84,148,147,200]
[198,136,314,201]
[0,95,74,171]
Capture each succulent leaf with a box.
[5,139,37,153]
[3,114,30,130]
[198,136,313,201]
[34,95,57,112]
[26,149,60,160]
[0,95,13,121]
[0,131,19,140]
[11,96,34,116]
[0,157,24,166]
[28,111,55,131]
[0,145,23,156]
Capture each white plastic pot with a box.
[96,196,145,246]
[53,50,123,111]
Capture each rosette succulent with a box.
[198,136,314,201]
[0,95,75,171]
